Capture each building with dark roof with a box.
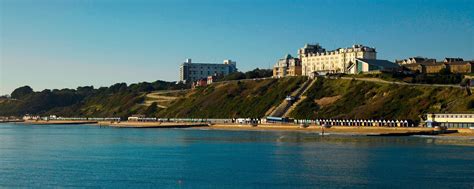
[448,61,474,73]
[443,57,464,62]
[347,59,400,74]
[401,59,473,74]
[396,57,436,65]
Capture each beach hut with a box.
[403,120,409,127]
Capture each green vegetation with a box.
[11,86,34,99]
[0,80,189,118]
[218,68,273,81]
[290,78,474,121]
[2,76,473,121]
[156,77,307,118]
[353,72,464,85]
[468,100,474,110]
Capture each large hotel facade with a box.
[179,58,237,83]
[299,44,377,75]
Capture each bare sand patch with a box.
[315,95,342,107]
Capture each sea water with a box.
[0,123,473,188]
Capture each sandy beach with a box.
[208,124,474,136]
[10,120,474,136]
[21,120,98,125]
[97,121,209,128]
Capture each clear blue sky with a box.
[1,0,473,94]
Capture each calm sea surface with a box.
[0,123,473,188]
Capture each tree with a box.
[108,83,128,93]
[244,68,272,79]
[220,72,246,81]
[144,102,158,117]
[439,68,451,75]
[467,100,474,109]
[11,86,33,99]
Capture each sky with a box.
[1,0,473,94]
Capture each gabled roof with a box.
[356,59,399,68]
[444,57,464,62]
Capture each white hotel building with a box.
[299,44,377,75]
[179,58,237,83]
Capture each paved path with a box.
[340,77,471,88]
[142,90,189,108]
[283,79,317,117]
[268,78,314,117]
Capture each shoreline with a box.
[19,120,99,125]
[207,124,474,137]
[96,121,208,128]
[6,121,474,137]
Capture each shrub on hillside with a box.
[11,86,34,99]
[468,100,474,110]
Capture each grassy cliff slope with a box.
[290,78,474,121]
[156,77,307,118]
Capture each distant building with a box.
[299,44,376,75]
[425,113,474,129]
[22,114,40,120]
[401,58,474,74]
[273,54,302,78]
[448,61,473,73]
[443,57,464,62]
[128,114,145,122]
[423,62,448,74]
[347,59,400,74]
[395,57,436,65]
[207,75,218,85]
[402,63,424,73]
[179,58,237,83]
[192,78,208,89]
